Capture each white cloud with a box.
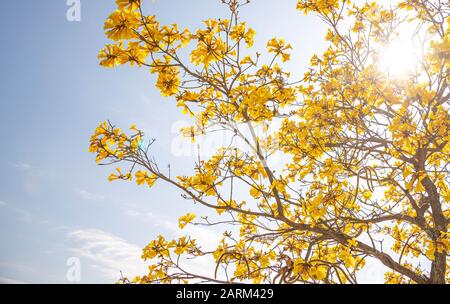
[67,229,147,281]
[171,224,225,279]
[14,162,32,170]
[124,210,223,279]
[0,200,7,207]
[76,189,105,201]
[0,277,25,284]
[126,209,143,217]
[128,210,223,251]
[167,222,222,252]
[124,207,154,219]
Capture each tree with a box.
[89,0,449,284]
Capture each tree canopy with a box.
[89,0,449,284]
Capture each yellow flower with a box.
[240,55,254,65]
[267,38,292,62]
[122,42,149,66]
[98,44,126,67]
[181,126,197,143]
[362,190,372,200]
[156,69,180,97]
[108,173,119,182]
[108,167,124,182]
[249,187,262,199]
[309,266,327,281]
[347,238,358,248]
[104,10,140,41]
[190,35,226,66]
[174,236,189,255]
[135,170,158,187]
[178,213,196,229]
[244,28,256,47]
[230,23,246,42]
[116,0,141,11]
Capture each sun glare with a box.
[376,19,425,78]
[379,39,419,77]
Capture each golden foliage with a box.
[92,0,449,284]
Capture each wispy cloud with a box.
[0,201,40,223]
[67,229,147,281]
[75,189,105,201]
[11,162,54,194]
[14,162,33,170]
[124,208,222,248]
[126,209,145,217]
[124,209,222,279]
[15,208,33,222]
[0,262,35,274]
[0,276,26,284]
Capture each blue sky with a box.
[0,0,385,283]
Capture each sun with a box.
[379,40,419,77]
[377,23,423,78]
